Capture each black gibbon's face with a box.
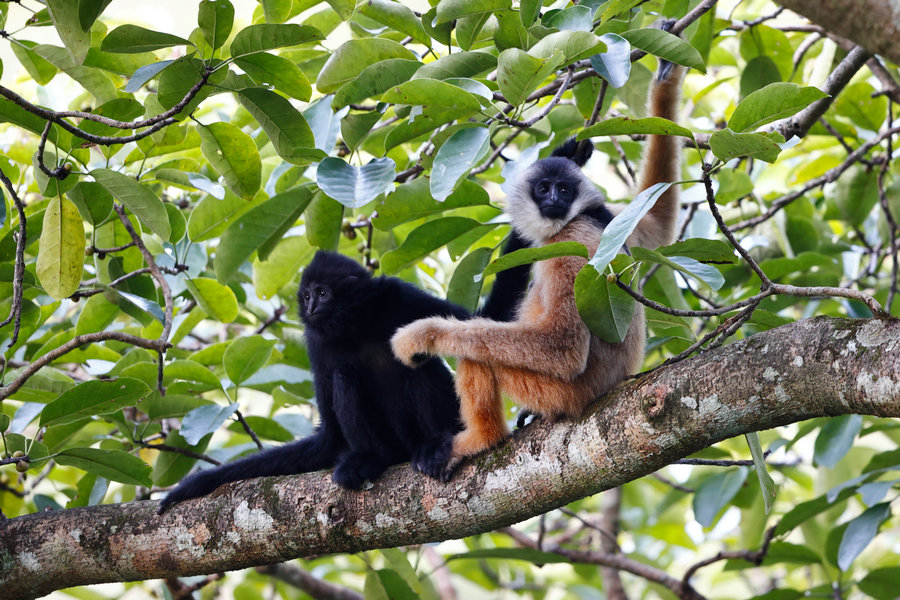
[532,176,579,220]
[300,282,332,320]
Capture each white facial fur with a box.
[506,163,607,245]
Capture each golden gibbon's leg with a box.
[452,359,510,459]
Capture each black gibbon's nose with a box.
[307,298,318,314]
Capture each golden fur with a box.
[391,67,685,462]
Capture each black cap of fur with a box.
[550,137,593,167]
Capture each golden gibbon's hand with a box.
[391,317,450,367]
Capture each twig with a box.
[0,167,25,346]
[234,410,263,451]
[682,526,777,586]
[136,440,220,466]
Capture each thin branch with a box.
[0,167,25,346]
[682,526,777,586]
[234,411,264,451]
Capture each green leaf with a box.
[714,168,754,205]
[859,567,900,600]
[78,0,112,31]
[381,217,484,275]
[153,430,212,486]
[357,0,430,46]
[40,378,151,427]
[305,192,343,250]
[316,157,395,209]
[198,0,234,51]
[316,38,417,93]
[164,360,222,390]
[198,122,261,200]
[229,24,324,60]
[215,186,313,283]
[11,40,58,86]
[123,59,174,93]
[224,335,276,385]
[837,502,891,571]
[430,126,490,202]
[585,182,673,275]
[380,549,421,594]
[382,79,485,111]
[774,487,856,536]
[657,239,738,264]
[740,56,782,99]
[708,129,784,163]
[745,432,776,514]
[621,28,706,73]
[332,59,420,109]
[590,33,631,88]
[253,236,313,300]
[185,277,239,323]
[101,25,192,53]
[374,178,489,230]
[814,414,863,468]
[574,260,636,343]
[234,52,311,101]
[579,116,694,140]
[36,197,85,300]
[91,169,171,239]
[47,0,91,64]
[55,448,152,487]
[435,0,512,24]
[484,241,588,277]
[180,401,239,445]
[237,87,326,165]
[74,295,119,336]
[630,247,725,290]
[447,247,492,312]
[693,467,749,527]
[728,83,827,133]
[411,51,496,80]
[529,31,607,64]
[599,0,643,23]
[497,48,565,107]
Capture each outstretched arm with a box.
[478,229,531,322]
[392,254,591,380]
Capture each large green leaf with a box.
[35,197,85,300]
[11,40,58,86]
[435,0,512,24]
[357,0,430,46]
[630,247,725,290]
[411,51,496,80]
[332,59,421,109]
[180,401,239,445]
[40,378,151,427]
[215,186,313,283]
[237,88,326,165]
[447,247,492,312]
[234,52,311,101]
[185,277,239,323]
[316,38,416,93]
[382,79,485,111]
[728,83,828,133]
[529,31,606,64]
[229,24,324,60]
[224,335,275,385]
[859,567,900,600]
[373,178,489,230]
[55,448,152,487]
[621,28,706,73]
[446,548,571,564]
[708,129,784,163]
[837,503,891,571]
[198,0,234,51]
[47,0,91,64]
[381,217,484,274]
[483,241,588,277]
[316,157,396,209]
[693,467,749,527]
[198,122,261,200]
[746,432,776,514]
[430,126,491,202]
[574,258,636,344]
[579,116,694,140]
[253,236,314,300]
[590,33,631,88]
[91,169,171,240]
[100,25,192,53]
[497,48,565,107]
[814,414,863,468]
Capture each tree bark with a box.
[2,316,899,600]
[776,0,900,65]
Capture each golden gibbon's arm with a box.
[392,250,592,380]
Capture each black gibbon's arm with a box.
[158,250,530,513]
[392,62,686,472]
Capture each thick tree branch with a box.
[1,316,898,600]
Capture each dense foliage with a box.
[0,0,898,598]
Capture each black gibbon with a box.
[158,249,524,513]
[391,63,685,473]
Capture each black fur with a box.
[480,229,531,322]
[158,251,474,513]
[551,137,593,166]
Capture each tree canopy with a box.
[0,1,899,599]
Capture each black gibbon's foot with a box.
[411,434,454,480]
[157,470,217,514]
[332,451,387,489]
[439,453,465,483]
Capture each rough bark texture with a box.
[776,0,900,65]
[2,316,899,600]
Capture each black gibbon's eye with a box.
[318,289,327,298]
[303,292,310,301]
[558,184,570,195]
[537,183,549,194]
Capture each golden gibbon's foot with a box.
[390,317,446,366]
